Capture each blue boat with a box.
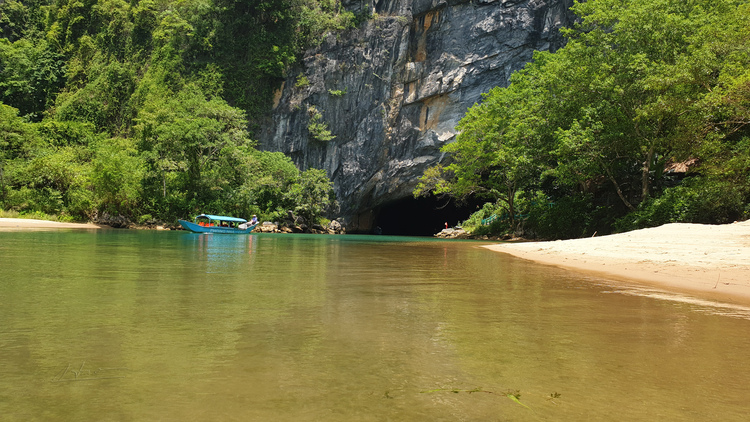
[178,214,258,234]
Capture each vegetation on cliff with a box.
[0,0,352,225]
[416,0,750,239]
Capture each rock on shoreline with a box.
[434,227,470,239]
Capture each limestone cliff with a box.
[258,0,575,231]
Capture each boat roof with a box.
[196,214,247,223]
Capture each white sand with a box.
[0,218,103,230]
[484,220,750,305]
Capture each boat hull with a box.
[178,219,257,234]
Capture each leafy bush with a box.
[462,202,501,229]
[462,202,513,236]
[470,217,511,237]
[525,193,599,239]
[615,177,748,231]
[0,38,66,120]
[283,168,336,225]
[295,74,310,88]
[91,137,144,217]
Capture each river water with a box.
[2,229,750,421]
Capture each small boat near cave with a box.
[178,214,258,234]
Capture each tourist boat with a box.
[178,214,258,234]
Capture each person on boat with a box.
[250,215,258,225]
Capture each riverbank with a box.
[484,220,750,305]
[0,217,341,234]
[0,218,105,230]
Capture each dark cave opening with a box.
[373,195,484,236]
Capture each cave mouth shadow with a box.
[373,195,484,236]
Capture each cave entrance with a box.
[374,195,484,236]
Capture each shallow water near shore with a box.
[2,230,750,421]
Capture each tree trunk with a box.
[507,181,517,231]
[0,164,4,202]
[599,157,636,212]
[642,141,655,201]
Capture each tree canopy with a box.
[416,0,750,238]
[0,0,350,224]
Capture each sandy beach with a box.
[485,220,750,305]
[0,218,104,230]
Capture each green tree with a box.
[238,150,300,220]
[0,38,66,120]
[420,0,750,238]
[1,0,31,41]
[0,0,346,226]
[283,167,336,225]
[0,103,42,204]
[550,0,750,208]
[90,137,144,216]
[414,60,553,231]
[135,84,255,218]
[53,59,135,130]
[18,145,94,216]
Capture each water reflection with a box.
[2,231,750,421]
[181,233,259,270]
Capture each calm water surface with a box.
[2,229,750,421]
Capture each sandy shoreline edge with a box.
[0,218,105,230]
[484,220,750,306]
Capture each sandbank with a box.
[0,218,104,230]
[484,220,750,305]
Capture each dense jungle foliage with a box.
[416,0,750,239]
[0,0,353,225]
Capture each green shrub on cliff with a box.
[307,105,336,142]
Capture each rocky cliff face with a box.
[258,0,575,231]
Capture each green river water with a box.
[1,229,750,421]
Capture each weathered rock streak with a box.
[259,0,575,231]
